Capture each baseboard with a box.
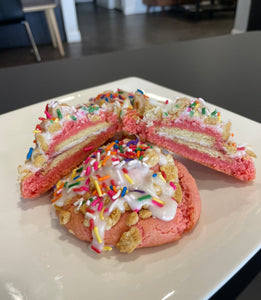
[67,30,82,43]
[231,28,245,35]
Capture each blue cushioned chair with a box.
[0,0,41,61]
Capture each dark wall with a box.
[0,3,66,49]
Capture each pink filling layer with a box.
[21,124,120,199]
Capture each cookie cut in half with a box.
[19,89,256,199]
[123,92,256,181]
[18,91,127,199]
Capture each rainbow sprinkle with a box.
[26,147,33,160]
[124,174,134,185]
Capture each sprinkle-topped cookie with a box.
[52,138,181,253]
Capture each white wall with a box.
[232,0,251,34]
[97,0,168,15]
[60,0,82,42]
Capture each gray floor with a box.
[0,3,235,68]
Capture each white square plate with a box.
[0,77,260,300]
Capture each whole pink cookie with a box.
[53,139,201,254]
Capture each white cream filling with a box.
[54,124,111,156]
[157,127,215,147]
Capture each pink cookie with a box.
[53,139,201,254]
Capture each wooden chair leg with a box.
[45,10,58,48]
[45,8,65,56]
[22,21,41,62]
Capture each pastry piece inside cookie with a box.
[123,92,256,181]
[52,138,201,254]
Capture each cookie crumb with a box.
[204,117,219,126]
[143,149,159,167]
[160,164,178,182]
[153,183,162,196]
[116,227,142,253]
[79,203,87,215]
[59,210,71,225]
[139,209,152,219]
[33,154,46,168]
[222,121,231,140]
[246,149,257,158]
[126,212,139,226]
[47,122,62,133]
[83,219,90,227]
[124,201,132,211]
[173,183,182,203]
[106,208,121,230]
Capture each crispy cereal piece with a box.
[124,202,132,211]
[63,197,73,207]
[173,183,182,203]
[164,154,175,165]
[59,210,71,225]
[83,219,90,227]
[204,117,219,126]
[88,114,101,122]
[139,209,152,219]
[225,142,237,155]
[47,122,62,133]
[79,203,87,215]
[89,176,96,191]
[104,195,111,206]
[126,212,139,226]
[35,133,48,152]
[246,149,257,158]
[171,98,191,118]
[144,149,159,167]
[133,93,145,114]
[33,154,46,168]
[222,121,231,141]
[47,103,69,117]
[116,227,142,253]
[144,101,162,120]
[153,183,162,196]
[160,164,178,183]
[106,208,121,230]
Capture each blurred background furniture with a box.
[143,0,237,16]
[22,1,65,56]
[143,0,176,12]
[0,0,41,61]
